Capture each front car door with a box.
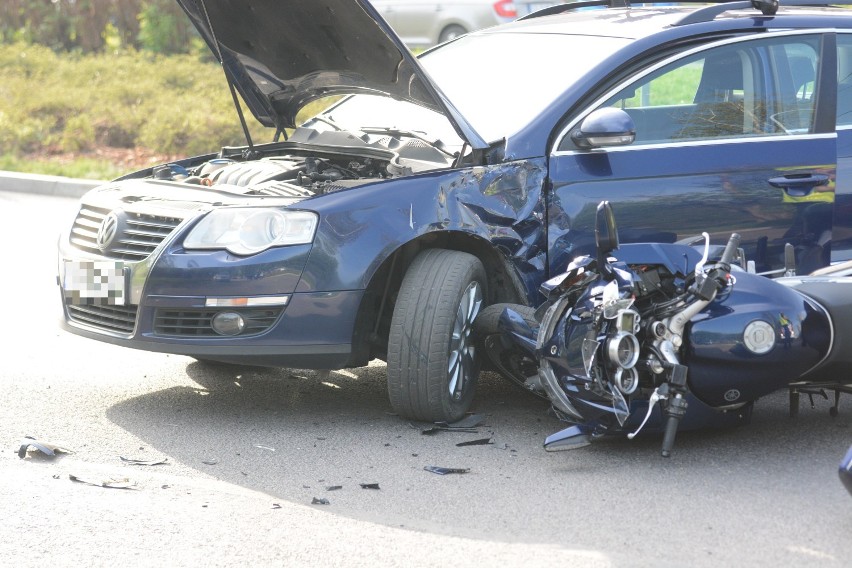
[835,32,852,262]
[548,31,839,275]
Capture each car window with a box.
[578,35,822,146]
[839,34,852,127]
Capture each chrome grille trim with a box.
[69,205,184,261]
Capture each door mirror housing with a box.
[571,108,636,149]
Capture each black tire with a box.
[438,24,467,44]
[387,249,486,422]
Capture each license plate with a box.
[63,260,127,306]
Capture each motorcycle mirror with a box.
[784,243,796,277]
[595,201,619,279]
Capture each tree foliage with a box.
[0,0,195,54]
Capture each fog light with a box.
[211,312,245,336]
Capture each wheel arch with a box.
[347,231,527,366]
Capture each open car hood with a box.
[176,0,487,149]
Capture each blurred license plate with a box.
[63,260,127,306]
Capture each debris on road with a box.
[424,466,470,475]
[120,456,169,466]
[359,483,380,490]
[17,436,72,459]
[421,413,486,435]
[311,497,330,505]
[456,437,493,447]
[201,459,218,465]
[68,473,137,489]
[326,485,343,491]
[254,445,275,452]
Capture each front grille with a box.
[70,205,183,261]
[154,308,283,337]
[67,303,138,334]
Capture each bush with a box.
[0,42,272,163]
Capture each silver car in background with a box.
[372,1,564,47]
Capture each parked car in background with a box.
[372,0,565,46]
[58,0,852,424]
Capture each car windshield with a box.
[314,32,630,144]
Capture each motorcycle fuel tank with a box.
[684,270,831,407]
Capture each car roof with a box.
[483,2,852,40]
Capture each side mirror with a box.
[595,200,619,258]
[595,201,619,280]
[571,108,635,149]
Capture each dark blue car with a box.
[57,0,852,422]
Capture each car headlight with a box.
[184,208,318,255]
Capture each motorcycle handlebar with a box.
[719,233,741,267]
[660,414,679,458]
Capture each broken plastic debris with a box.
[254,445,275,452]
[325,485,343,491]
[311,497,330,505]
[272,503,282,509]
[359,483,380,490]
[424,466,470,475]
[68,473,137,489]
[17,436,72,459]
[422,413,486,435]
[445,414,486,429]
[120,456,168,466]
[456,437,493,447]
[201,459,218,465]
[421,426,479,435]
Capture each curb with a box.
[0,170,104,199]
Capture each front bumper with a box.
[58,203,363,369]
[59,289,363,369]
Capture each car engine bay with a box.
[144,127,457,199]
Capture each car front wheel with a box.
[387,249,486,422]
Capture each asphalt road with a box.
[1,190,850,567]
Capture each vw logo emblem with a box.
[724,389,741,402]
[96,212,120,251]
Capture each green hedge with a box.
[0,42,273,158]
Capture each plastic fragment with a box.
[17,436,72,459]
[201,459,218,465]
[68,473,137,489]
[424,466,470,475]
[444,414,486,429]
[359,483,380,490]
[421,426,479,435]
[311,497,330,505]
[120,456,168,466]
[456,437,493,447]
[422,413,486,435]
[326,485,343,491]
[272,503,282,509]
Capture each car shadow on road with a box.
[105,360,851,542]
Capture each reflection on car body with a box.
[57,0,852,424]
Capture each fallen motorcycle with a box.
[477,201,852,457]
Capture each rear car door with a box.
[548,32,838,275]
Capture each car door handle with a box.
[768,173,830,197]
